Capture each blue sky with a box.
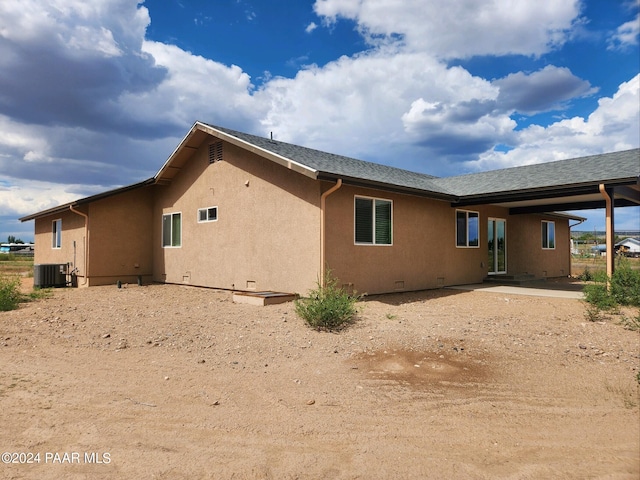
[0,0,638,242]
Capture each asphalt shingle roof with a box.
[432,149,640,197]
[209,124,449,196]
[209,123,639,200]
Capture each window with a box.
[52,219,62,249]
[542,220,555,249]
[354,196,392,245]
[162,212,181,247]
[456,210,479,247]
[198,206,218,223]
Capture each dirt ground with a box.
[1,279,639,479]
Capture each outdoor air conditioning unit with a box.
[34,264,68,288]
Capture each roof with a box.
[618,237,640,246]
[155,122,450,199]
[20,121,639,222]
[435,149,639,204]
[19,178,154,222]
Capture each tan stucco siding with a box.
[508,214,571,278]
[33,188,154,286]
[324,187,571,295]
[33,209,86,278]
[324,186,491,294]
[86,187,154,285]
[153,139,321,294]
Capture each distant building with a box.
[0,243,35,254]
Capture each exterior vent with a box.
[34,264,68,288]
[209,141,223,163]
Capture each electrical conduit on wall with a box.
[320,179,342,286]
[69,205,89,286]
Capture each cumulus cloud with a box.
[313,0,581,58]
[494,66,598,114]
[0,0,167,135]
[467,74,640,171]
[608,13,640,50]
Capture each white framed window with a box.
[456,210,479,248]
[52,218,62,249]
[542,220,555,249]
[162,212,182,247]
[198,206,218,223]
[354,196,392,245]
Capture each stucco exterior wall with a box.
[324,186,487,294]
[153,138,322,294]
[508,214,572,278]
[323,186,571,295]
[85,187,154,286]
[32,188,154,287]
[33,209,87,282]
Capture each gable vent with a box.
[209,141,223,163]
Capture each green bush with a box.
[610,258,640,307]
[295,272,359,331]
[0,275,21,311]
[583,258,640,321]
[583,270,617,312]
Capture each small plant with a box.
[0,275,21,311]
[619,312,640,331]
[584,302,604,322]
[295,271,360,331]
[580,266,593,282]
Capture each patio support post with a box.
[598,184,614,278]
[320,179,342,286]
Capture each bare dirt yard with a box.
[1,280,639,479]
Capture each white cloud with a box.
[136,41,258,128]
[0,0,148,57]
[608,13,640,50]
[306,22,318,34]
[0,176,95,218]
[313,0,581,58]
[256,50,501,160]
[467,74,640,171]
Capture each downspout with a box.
[320,179,342,286]
[598,184,614,278]
[69,205,89,286]
[569,218,585,260]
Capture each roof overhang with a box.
[317,173,456,202]
[19,178,154,222]
[453,178,640,215]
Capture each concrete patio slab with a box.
[446,284,584,299]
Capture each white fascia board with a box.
[195,122,318,180]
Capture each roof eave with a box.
[19,178,155,222]
[454,178,638,206]
[317,173,456,201]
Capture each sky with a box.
[0,0,639,243]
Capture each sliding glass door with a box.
[488,218,506,274]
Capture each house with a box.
[616,237,640,256]
[20,122,640,295]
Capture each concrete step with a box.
[483,274,545,286]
